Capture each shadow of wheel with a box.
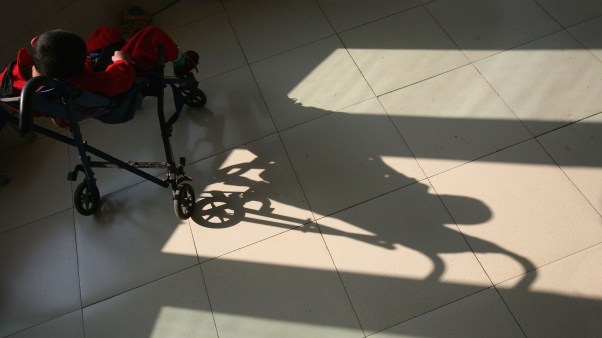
[192,192,245,228]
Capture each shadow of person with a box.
[190,141,536,289]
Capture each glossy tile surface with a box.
[372,288,523,338]
[474,31,602,135]
[0,211,80,337]
[498,244,602,337]
[1,0,601,337]
[538,113,602,214]
[380,65,531,176]
[84,267,217,338]
[318,182,491,334]
[340,6,468,95]
[281,98,424,217]
[429,140,602,285]
[74,180,199,306]
[202,225,363,337]
[251,35,373,130]
[426,0,561,61]
[187,133,313,260]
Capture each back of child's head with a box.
[32,30,87,78]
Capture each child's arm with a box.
[71,58,136,97]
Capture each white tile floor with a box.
[1,0,602,337]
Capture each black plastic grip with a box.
[19,76,52,134]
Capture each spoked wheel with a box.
[195,194,244,228]
[181,87,207,108]
[74,181,100,216]
[174,183,196,220]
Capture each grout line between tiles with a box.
[79,262,202,309]
[364,286,498,337]
[196,264,221,338]
[492,242,602,290]
[534,135,602,219]
[425,178,529,337]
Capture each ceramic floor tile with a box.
[0,118,30,152]
[71,97,167,197]
[221,0,253,9]
[498,244,602,337]
[380,65,532,177]
[318,182,491,334]
[202,224,363,337]
[340,6,468,96]
[63,0,117,38]
[538,113,602,215]
[153,0,224,30]
[316,0,419,32]
[0,115,66,152]
[0,136,72,232]
[426,0,561,61]
[474,30,602,136]
[29,10,79,40]
[171,66,276,163]
[281,98,424,217]
[226,0,334,63]
[9,310,84,338]
[164,12,247,80]
[0,5,25,50]
[568,16,602,62]
[84,266,217,338]
[187,133,312,260]
[429,140,602,286]
[75,180,199,306]
[536,0,602,27]
[372,288,523,338]
[5,0,60,28]
[0,211,80,337]
[251,35,374,130]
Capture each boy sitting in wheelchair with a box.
[1,25,200,126]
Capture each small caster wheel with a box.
[182,87,207,108]
[74,181,100,216]
[174,183,195,220]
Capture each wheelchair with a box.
[0,46,206,219]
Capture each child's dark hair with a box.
[32,30,87,78]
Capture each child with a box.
[1,25,199,98]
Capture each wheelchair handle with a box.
[19,76,52,134]
[19,76,79,134]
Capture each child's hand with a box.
[31,65,40,77]
[112,51,131,63]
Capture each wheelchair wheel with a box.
[174,183,195,220]
[182,87,207,108]
[74,181,100,216]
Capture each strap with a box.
[0,61,16,97]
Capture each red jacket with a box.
[0,47,135,98]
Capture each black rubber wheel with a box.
[182,87,207,108]
[174,183,195,220]
[74,181,100,216]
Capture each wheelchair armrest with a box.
[19,76,80,134]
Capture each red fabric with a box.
[71,60,136,97]
[1,25,179,98]
[0,48,34,94]
[0,48,135,98]
[120,25,180,68]
[86,25,179,69]
[86,26,125,52]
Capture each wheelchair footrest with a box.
[83,160,170,169]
